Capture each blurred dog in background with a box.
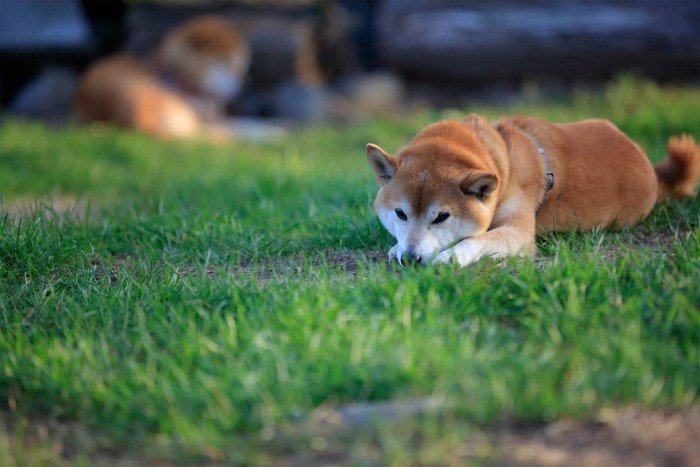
[74,16,250,141]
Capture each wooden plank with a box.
[377,0,700,81]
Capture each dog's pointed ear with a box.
[461,171,498,200]
[366,143,399,185]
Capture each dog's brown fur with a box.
[74,16,249,141]
[367,115,700,266]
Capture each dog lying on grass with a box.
[74,16,250,141]
[367,114,700,267]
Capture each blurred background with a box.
[1,0,699,128]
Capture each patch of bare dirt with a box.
[0,411,146,467]
[2,194,92,220]
[284,403,700,466]
[599,229,689,262]
[87,230,692,289]
[535,228,691,266]
[235,249,389,273]
[3,400,699,465]
[82,250,391,290]
[486,408,700,467]
[229,249,390,286]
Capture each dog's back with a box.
[501,117,659,230]
[74,55,201,139]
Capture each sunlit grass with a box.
[1,77,699,463]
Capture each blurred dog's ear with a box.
[367,143,399,185]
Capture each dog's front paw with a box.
[431,240,482,267]
[432,248,457,266]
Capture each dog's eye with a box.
[395,208,408,221]
[432,212,450,224]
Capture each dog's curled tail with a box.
[654,134,700,201]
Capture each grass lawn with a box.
[1,77,699,465]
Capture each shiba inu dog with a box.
[367,114,700,267]
[74,16,250,140]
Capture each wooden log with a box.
[377,0,700,81]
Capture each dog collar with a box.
[534,142,555,192]
[524,133,555,216]
[495,123,555,214]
